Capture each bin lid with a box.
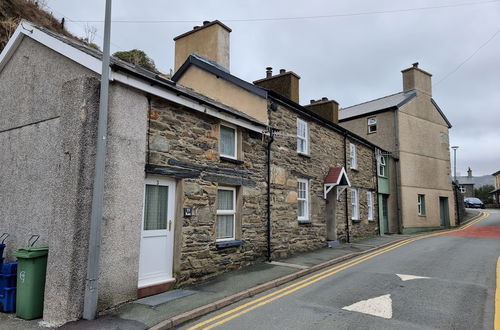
[12,246,48,259]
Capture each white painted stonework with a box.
[342,294,393,319]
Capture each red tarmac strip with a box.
[444,226,500,239]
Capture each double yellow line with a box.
[188,212,490,330]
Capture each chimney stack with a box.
[401,62,432,96]
[467,167,472,178]
[173,20,232,72]
[304,97,339,124]
[254,68,301,103]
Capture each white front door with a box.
[138,176,176,288]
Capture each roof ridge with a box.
[340,90,415,111]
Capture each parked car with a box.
[464,197,484,208]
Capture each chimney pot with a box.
[412,62,419,68]
[322,97,328,101]
[266,67,273,78]
[279,69,286,74]
[310,99,315,104]
[193,26,200,30]
[203,20,210,25]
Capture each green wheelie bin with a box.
[12,245,49,320]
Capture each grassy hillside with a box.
[0,0,74,51]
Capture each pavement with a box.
[0,209,482,330]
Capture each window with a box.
[297,179,309,221]
[459,186,466,194]
[367,191,374,221]
[143,184,168,230]
[418,194,426,216]
[351,188,359,220]
[216,187,236,241]
[297,118,308,154]
[349,143,357,169]
[220,125,237,159]
[368,117,377,133]
[378,156,386,177]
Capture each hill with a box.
[0,0,74,52]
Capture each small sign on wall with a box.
[183,208,192,217]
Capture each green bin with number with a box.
[12,246,49,320]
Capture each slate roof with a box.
[171,53,267,98]
[28,23,266,128]
[339,89,452,128]
[339,90,417,120]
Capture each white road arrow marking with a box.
[396,274,430,281]
[342,294,392,319]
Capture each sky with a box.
[43,0,500,176]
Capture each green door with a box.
[439,197,449,228]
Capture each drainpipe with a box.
[393,110,403,234]
[375,149,381,236]
[266,128,275,261]
[343,133,350,243]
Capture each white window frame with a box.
[368,117,377,133]
[296,118,309,155]
[216,186,236,241]
[220,124,237,159]
[351,188,359,220]
[367,191,374,221]
[418,194,426,216]
[378,155,386,177]
[349,143,357,170]
[297,179,310,221]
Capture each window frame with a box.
[417,194,426,216]
[297,178,310,222]
[349,143,357,170]
[351,188,359,220]
[296,118,309,155]
[367,191,374,221]
[216,186,237,241]
[219,124,238,160]
[378,155,386,177]
[368,117,377,133]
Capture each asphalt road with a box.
[183,210,500,330]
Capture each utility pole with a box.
[83,0,112,320]
[451,146,459,182]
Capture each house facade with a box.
[457,167,475,198]
[1,20,382,325]
[491,170,500,204]
[171,21,381,252]
[339,63,456,233]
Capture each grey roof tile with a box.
[339,90,416,120]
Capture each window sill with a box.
[220,156,244,165]
[298,220,312,225]
[418,214,427,217]
[297,152,311,159]
[215,240,244,249]
[350,167,359,172]
[351,219,361,223]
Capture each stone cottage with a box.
[171,21,381,255]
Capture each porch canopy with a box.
[324,167,351,199]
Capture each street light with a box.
[451,146,459,182]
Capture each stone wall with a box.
[268,100,378,259]
[147,97,268,285]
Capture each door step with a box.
[327,240,340,248]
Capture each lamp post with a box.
[451,146,459,182]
